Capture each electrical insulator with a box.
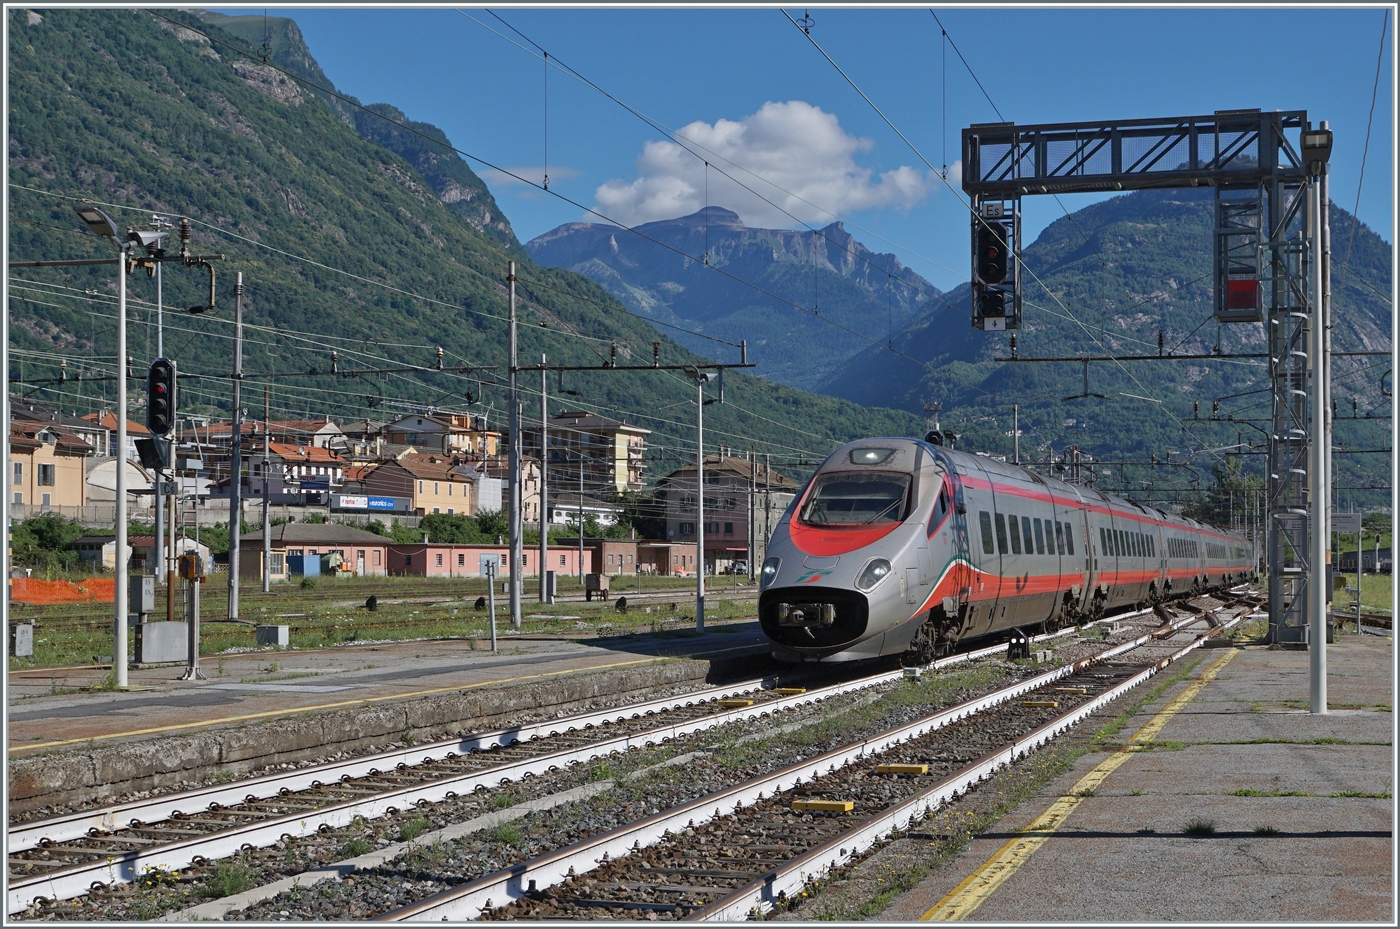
[1193,400,1199,418]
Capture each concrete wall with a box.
[6,657,753,813]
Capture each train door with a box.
[962,459,1003,637]
[1064,486,1093,615]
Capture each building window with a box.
[405,554,413,566]
[271,552,285,574]
[434,482,440,494]
[11,462,20,485]
[448,484,452,496]
[41,493,51,506]
[680,522,694,535]
[37,464,55,486]
[608,554,615,565]
[372,550,382,567]
[447,508,454,515]
[418,480,424,493]
[435,553,443,567]
[560,554,566,566]
[499,554,507,567]
[433,507,440,514]
[724,522,734,535]
[12,492,21,505]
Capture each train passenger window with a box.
[1008,515,1022,554]
[1064,523,1074,555]
[1130,532,1137,557]
[801,472,912,525]
[1116,529,1125,556]
[1022,517,1033,554]
[1033,519,1045,555]
[1139,533,1146,556]
[1054,521,1065,555]
[979,512,995,554]
[1100,527,1108,555]
[994,514,1009,554]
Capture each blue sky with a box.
[272,6,1394,294]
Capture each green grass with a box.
[202,857,257,897]
[1252,825,1281,835]
[1335,572,1392,614]
[7,574,760,669]
[488,821,523,846]
[396,816,431,842]
[1182,819,1216,836]
[338,836,373,858]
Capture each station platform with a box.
[880,633,1394,922]
[6,621,773,812]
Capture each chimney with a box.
[422,533,429,544]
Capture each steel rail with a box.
[4,601,1181,914]
[376,608,1214,921]
[7,651,981,914]
[8,677,769,854]
[688,610,1251,920]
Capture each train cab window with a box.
[979,511,995,554]
[1008,515,1022,554]
[928,485,950,535]
[800,472,911,526]
[1021,517,1034,554]
[1053,521,1065,555]
[1033,519,1046,555]
[994,514,1009,554]
[1063,523,1074,555]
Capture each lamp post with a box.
[70,207,154,688]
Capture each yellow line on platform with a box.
[8,654,671,755]
[921,648,1239,921]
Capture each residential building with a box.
[387,542,592,578]
[359,455,474,516]
[79,411,151,460]
[546,493,622,528]
[467,456,542,522]
[522,410,649,494]
[384,413,501,457]
[9,420,92,510]
[10,397,106,455]
[659,454,799,574]
[238,522,392,580]
[636,541,699,577]
[247,443,347,496]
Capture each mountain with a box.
[526,207,940,390]
[6,8,923,483]
[825,187,1393,506]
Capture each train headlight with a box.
[855,558,892,592]
[760,557,781,589]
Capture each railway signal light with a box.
[977,222,1009,284]
[147,357,177,435]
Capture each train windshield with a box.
[799,472,912,526]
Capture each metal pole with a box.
[748,450,756,582]
[1357,510,1364,634]
[262,385,271,592]
[488,564,498,652]
[507,261,522,630]
[763,453,771,570]
[167,484,177,625]
[1013,403,1019,464]
[540,354,550,602]
[696,379,705,632]
[184,566,205,679]
[114,246,130,688]
[1307,173,1327,714]
[228,273,243,622]
[153,261,164,586]
[578,452,584,583]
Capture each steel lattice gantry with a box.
[962,109,1329,645]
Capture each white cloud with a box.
[593,101,936,228]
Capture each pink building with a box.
[386,543,594,578]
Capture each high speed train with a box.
[759,437,1256,664]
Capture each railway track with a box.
[378,596,1255,921]
[7,628,1038,917]
[9,594,1254,920]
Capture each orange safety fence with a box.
[9,577,116,604]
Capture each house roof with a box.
[539,410,650,435]
[80,411,151,435]
[255,522,393,545]
[10,420,95,455]
[386,455,471,481]
[661,455,799,488]
[265,443,345,464]
[10,398,103,433]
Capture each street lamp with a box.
[72,206,161,689]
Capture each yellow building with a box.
[10,420,92,511]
